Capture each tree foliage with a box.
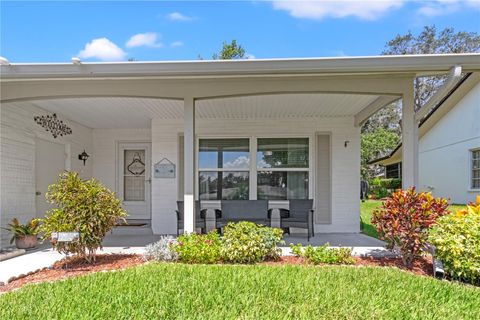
[383,25,480,111]
[212,40,246,60]
[361,128,399,179]
[361,26,480,179]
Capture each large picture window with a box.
[472,149,480,189]
[198,139,250,200]
[257,138,309,200]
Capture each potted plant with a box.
[3,218,40,249]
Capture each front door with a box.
[35,138,65,218]
[118,142,151,220]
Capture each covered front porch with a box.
[2,54,475,248]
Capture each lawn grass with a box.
[1,263,479,319]
[360,200,467,239]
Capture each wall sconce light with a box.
[78,150,90,166]
[344,140,350,148]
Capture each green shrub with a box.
[369,178,402,199]
[429,199,480,285]
[221,222,284,264]
[39,171,127,263]
[372,188,449,268]
[172,231,221,264]
[290,243,355,265]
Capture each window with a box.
[385,163,401,179]
[123,150,146,201]
[198,139,250,200]
[257,138,309,200]
[472,149,480,189]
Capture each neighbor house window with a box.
[257,138,309,200]
[385,163,401,179]
[198,139,250,200]
[472,149,480,189]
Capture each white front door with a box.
[118,142,151,220]
[35,138,66,218]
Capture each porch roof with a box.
[1,54,479,80]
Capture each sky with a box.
[1,1,479,63]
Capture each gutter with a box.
[1,54,479,80]
[415,65,463,122]
[368,72,472,165]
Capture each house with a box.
[371,72,480,204]
[1,54,479,248]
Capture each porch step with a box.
[109,225,153,236]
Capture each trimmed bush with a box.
[143,236,178,262]
[39,171,127,263]
[221,222,284,264]
[372,187,449,268]
[172,231,221,264]
[429,198,480,285]
[290,243,355,265]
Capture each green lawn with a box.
[360,200,467,239]
[1,263,479,319]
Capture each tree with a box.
[212,40,246,60]
[361,128,400,180]
[383,25,480,111]
[361,26,480,179]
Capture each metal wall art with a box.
[154,158,175,178]
[34,113,72,138]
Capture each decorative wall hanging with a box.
[154,158,175,178]
[127,152,146,175]
[33,113,72,138]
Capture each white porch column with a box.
[401,86,419,189]
[183,97,196,233]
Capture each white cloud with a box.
[170,41,184,48]
[272,0,404,20]
[245,53,256,59]
[224,156,250,169]
[78,38,126,61]
[167,12,195,21]
[126,32,162,48]
[417,0,480,17]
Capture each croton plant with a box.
[372,187,449,268]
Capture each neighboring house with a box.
[371,72,480,204]
[1,54,479,248]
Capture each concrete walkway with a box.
[1,232,391,284]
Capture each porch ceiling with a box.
[5,93,386,129]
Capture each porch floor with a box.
[102,231,385,248]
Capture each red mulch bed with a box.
[1,254,433,293]
[0,254,144,293]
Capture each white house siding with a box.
[0,104,93,248]
[419,82,480,204]
[92,128,151,193]
[151,116,360,235]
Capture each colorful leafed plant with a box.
[429,196,480,284]
[371,187,449,268]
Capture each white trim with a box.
[2,54,479,80]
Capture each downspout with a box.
[415,65,463,122]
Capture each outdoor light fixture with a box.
[78,150,90,166]
[344,140,350,148]
[71,57,81,65]
[0,56,10,65]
